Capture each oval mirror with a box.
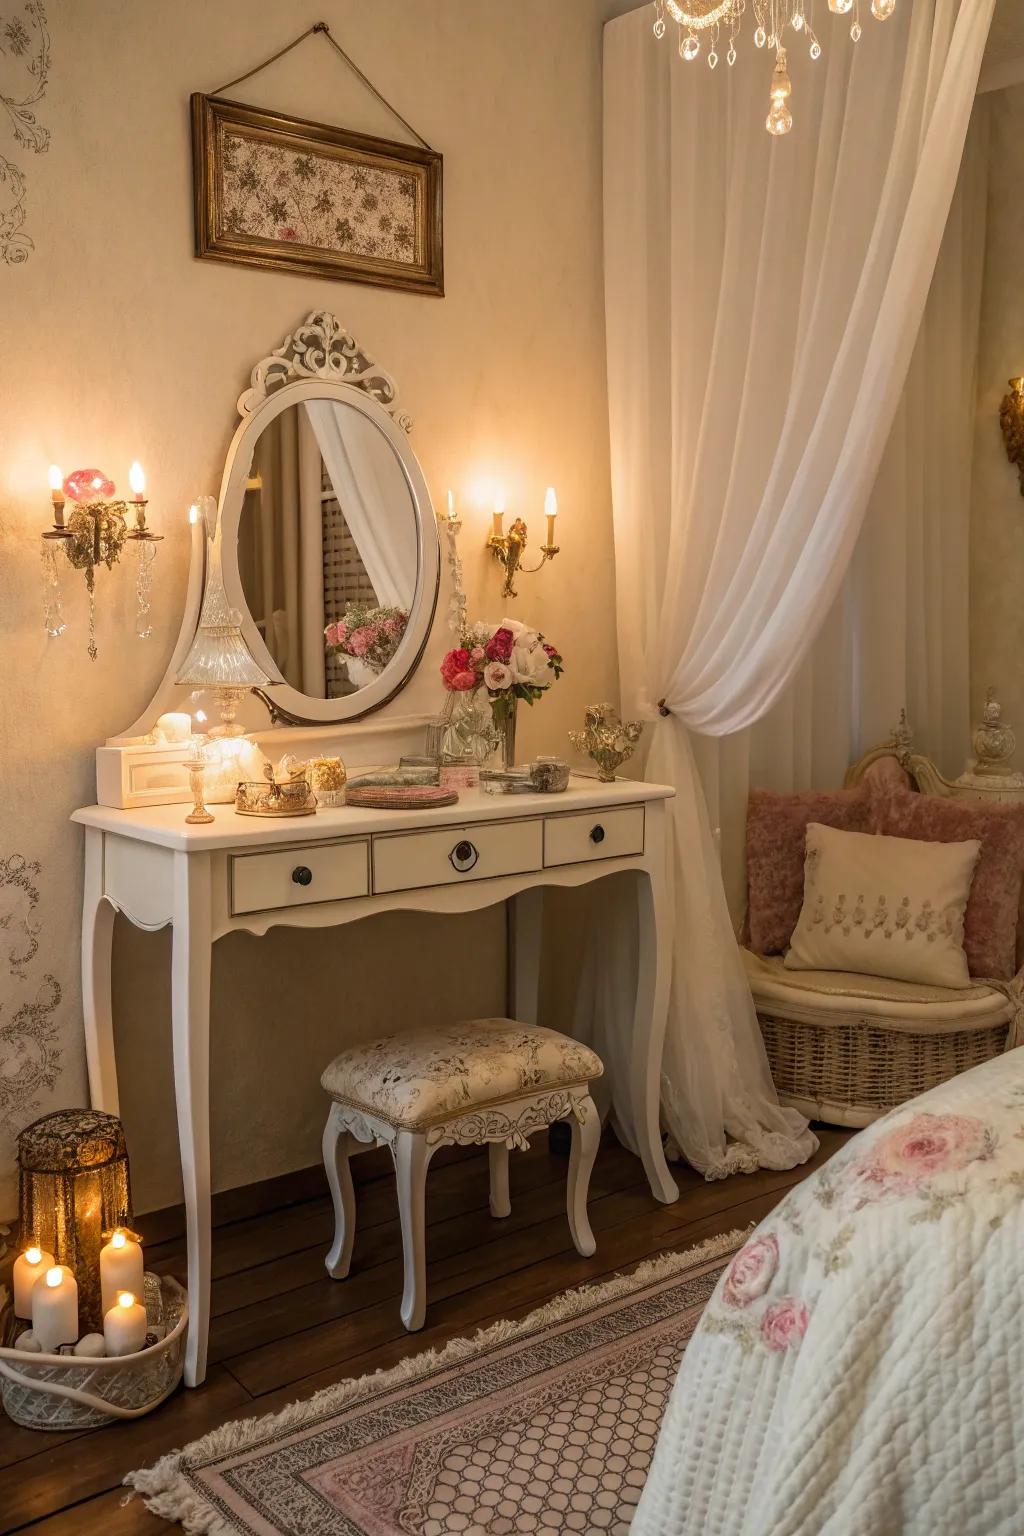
[217,360,439,726]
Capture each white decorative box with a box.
[96,744,193,809]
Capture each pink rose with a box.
[485,627,515,663]
[470,646,486,661]
[324,622,340,647]
[760,1298,808,1352]
[722,1233,779,1308]
[856,1112,993,1197]
[449,668,477,691]
[348,628,370,657]
[383,616,403,636]
[484,661,513,691]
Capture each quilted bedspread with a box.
[634,1048,1024,1536]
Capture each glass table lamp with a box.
[174,516,272,737]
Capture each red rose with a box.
[485,627,515,663]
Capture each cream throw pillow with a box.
[784,823,981,988]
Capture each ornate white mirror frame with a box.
[115,312,440,741]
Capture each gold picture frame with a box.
[191,95,443,296]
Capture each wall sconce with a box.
[41,462,161,659]
[999,378,1024,496]
[485,487,560,599]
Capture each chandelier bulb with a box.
[871,0,895,17]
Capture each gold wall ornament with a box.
[999,378,1024,497]
[569,704,644,783]
[485,489,560,600]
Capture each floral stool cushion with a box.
[320,1018,604,1132]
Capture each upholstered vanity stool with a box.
[320,1019,604,1330]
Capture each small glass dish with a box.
[529,756,570,793]
[235,776,316,817]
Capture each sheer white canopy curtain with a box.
[598,0,994,1178]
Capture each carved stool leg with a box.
[323,1104,358,1280]
[488,1141,512,1218]
[393,1130,433,1331]
[567,1094,600,1257]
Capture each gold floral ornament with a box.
[999,378,1024,497]
[569,703,644,783]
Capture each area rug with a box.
[127,1230,745,1536]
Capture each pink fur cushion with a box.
[746,787,872,954]
[870,784,1024,981]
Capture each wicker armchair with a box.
[752,708,1021,1128]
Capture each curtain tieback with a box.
[657,699,672,717]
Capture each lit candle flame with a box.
[111,1230,126,1250]
[544,487,557,518]
[188,501,199,525]
[128,461,146,498]
[25,1246,42,1266]
[116,1291,135,1309]
[45,1266,63,1289]
[48,465,63,492]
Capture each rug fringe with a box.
[126,1227,749,1533]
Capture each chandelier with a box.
[653,0,897,135]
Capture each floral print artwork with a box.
[220,131,421,266]
[0,0,51,265]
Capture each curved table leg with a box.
[171,851,213,1388]
[633,805,679,1204]
[82,828,120,1115]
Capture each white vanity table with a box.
[73,312,679,1389]
[74,779,676,1387]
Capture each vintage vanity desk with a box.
[73,313,677,1388]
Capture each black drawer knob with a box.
[292,865,313,887]
[450,840,479,872]
[590,824,606,845]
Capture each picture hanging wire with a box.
[209,20,433,151]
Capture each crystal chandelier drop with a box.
[652,0,897,135]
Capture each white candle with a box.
[100,1228,145,1317]
[13,1246,54,1319]
[154,711,192,745]
[544,486,558,546]
[128,460,146,502]
[32,1266,78,1353]
[103,1291,148,1357]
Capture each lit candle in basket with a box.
[31,1265,78,1353]
[13,1245,54,1319]
[100,1227,145,1316]
[103,1290,148,1357]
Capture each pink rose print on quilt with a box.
[760,1298,809,1352]
[722,1233,779,1308]
[853,1112,995,1200]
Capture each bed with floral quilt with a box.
[634,1048,1024,1536]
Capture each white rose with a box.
[511,642,554,689]
[484,661,513,690]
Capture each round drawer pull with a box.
[291,866,313,887]
[590,824,606,845]
[450,840,479,872]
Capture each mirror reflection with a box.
[237,400,419,699]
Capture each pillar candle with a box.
[100,1228,145,1317]
[13,1246,54,1319]
[31,1266,78,1353]
[103,1291,148,1357]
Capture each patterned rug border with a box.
[125,1229,748,1535]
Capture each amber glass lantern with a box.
[17,1110,133,1332]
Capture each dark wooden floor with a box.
[0,1126,848,1534]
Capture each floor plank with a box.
[0,1128,847,1535]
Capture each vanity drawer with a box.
[543,805,645,867]
[372,820,543,895]
[230,840,370,915]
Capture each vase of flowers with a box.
[440,619,564,769]
[324,603,409,688]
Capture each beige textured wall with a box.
[971,84,1024,726]
[0,0,633,1214]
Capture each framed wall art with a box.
[190,94,443,296]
